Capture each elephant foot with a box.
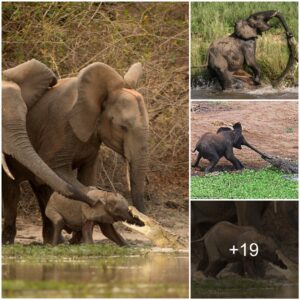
[2,226,16,244]
[69,231,83,244]
[42,226,64,244]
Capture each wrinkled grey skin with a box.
[197,221,287,278]
[45,188,144,246]
[208,10,278,90]
[2,60,96,244]
[3,61,149,244]
[192,122,262,173]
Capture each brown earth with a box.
[191,101,298,175]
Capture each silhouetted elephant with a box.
[208,10,285,90]
[192,122,262,173]
[197,221,287,278]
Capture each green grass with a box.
[2,243,141,260]
[191,2,298,84]
[191,168,298,199]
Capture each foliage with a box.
[2,3,189,209]
[191,168,298,199]
[191,2,298,83]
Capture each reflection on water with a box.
[3,253,188,298]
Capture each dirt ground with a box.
[191,101,298,175]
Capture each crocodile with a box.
[122,206,187,250]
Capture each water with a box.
[3,252,188,298]
[191,278,298,298]
[191,86,298,99]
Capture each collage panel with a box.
[191,101,298,200]
[2,2,189,298]
[191,200,299,298]
[191,2,298,99]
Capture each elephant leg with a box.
[99,223,128,246]
[29,183,55,244]
[244,43,261,85]
[2,173,20,244]
[209,53,233,89]
[192,152,202,168]
[197,247,209,271]
[225,149,244,170]
[205,155,220,174]
[77,153,99,186]
[66,155,98,244]
[69,231,83,244]
[82,221,94,244]
[204,260,228,278]
[52,216,64,246]
[228,262,245,276]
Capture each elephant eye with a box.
[120,125,128,132]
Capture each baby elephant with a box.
[192,122,263,173]
[197,221,287,278]
[45,188,144,246]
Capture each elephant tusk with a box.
[126,161,131,192]
[2,153,15,180]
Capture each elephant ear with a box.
[233,122,243,149]
[234,20,258,40]
[69,63,124,142]
[217,127,232,134]
[87,202,115,224]
[3,59,57,109]
[124,62,143,89]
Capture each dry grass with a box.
[3,3,189,211]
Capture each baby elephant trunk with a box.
[268,252,288,270]
[242,139,271,158]
[124,210,145,227]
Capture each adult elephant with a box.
[207,10,293,90]
[3,61,149,244]
[191,201,270,239]
[2,60,97,244]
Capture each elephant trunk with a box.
[274,12,292,35]
[124,209,145,226]
[128,140,149,213]
[3,122,95,206]
[243,140,271,158]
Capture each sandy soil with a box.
[191,101,298,175]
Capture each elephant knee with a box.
[2,225,16,244]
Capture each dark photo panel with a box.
[191,200,299,298]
